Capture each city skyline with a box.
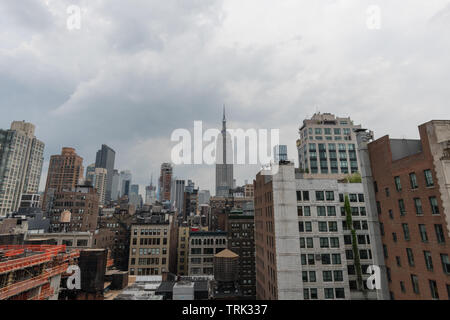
[1,1,450,195]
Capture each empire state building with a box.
[215,107,234,197]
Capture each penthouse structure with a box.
[297,113,362,178]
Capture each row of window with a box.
[299,221,338,233]
[301,253,342,265]
[296,191,365,203]
[303,287,346,299]
[302,270,344,283]
[380,223,446,244]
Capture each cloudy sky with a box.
[1,0,449,196]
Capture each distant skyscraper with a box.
[94,167,108,205]
[111,169,120,200]
[119,170,132,197]
[173,180,185,216]
[129,184,141,208]
[274,145,288,163]
[85,163,96,185]
[43,147,84,212]
[198,190,211,205]
[95,144,116,202]
[145,176,157,205]
[0,121,45,216]
[297,112,362,177]
[215,107,234,197]
[130,184,139,195]
[159,163,173,202]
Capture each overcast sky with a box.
[1,0,449,195]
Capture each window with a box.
[402,224,410,241]
[317,206,326,216]
[334,270,344,281]
[326,191,335,201]
[323,271,333,282]
[400,281,406,293]
[409,173,418,189]
[424,251,433,271]
[358,194,365,202]
[330,237,339,248]
[318,222,327,232]
[411,275,420,294]
[394,176,402,191]
[310,288,318,299]
[303,289,310,300]
[335,288,345,299]
[320,237,329,248]
[324,288,334,299]
[406,248,415,266]
[303,206,311,216]
[298,206,303,216]
[328,221,338,232]
[322,254,331,265]
[429,280,439,299]
[419,224,428,242]
[429,197,439,215]
[349,194,357,202]
[414,198,423,215]
[435,224,446,244]
[441,254,450,274]
[398,199,406,216]
[424,169,434,187]
[316,191,325,201]
[327,206,336,216]
[303,191,310,201]
[296,191,302,201]
[309,271,316,282]
[305,222,312,232]
[306,237,314,248]
[332,254,341,265]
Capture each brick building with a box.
[365,120,450,300]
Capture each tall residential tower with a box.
[0,121,45,216]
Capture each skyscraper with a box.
[119,170,132,197]
[215,107,234,197]
[94,167,108,205]
[85,163,96,185]
[111,169,120,200]
[0,121,45,216]
[145,175,157,205]
[159,163,173,202]
[95,144,116,202]
[173,180,185,216]
[297,113,362,177]
[42,147,84,212]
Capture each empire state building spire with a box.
[216,105,234,197]
[222,104,226,132]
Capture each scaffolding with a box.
[0,245,80,300]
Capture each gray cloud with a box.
[1,0,449,194]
